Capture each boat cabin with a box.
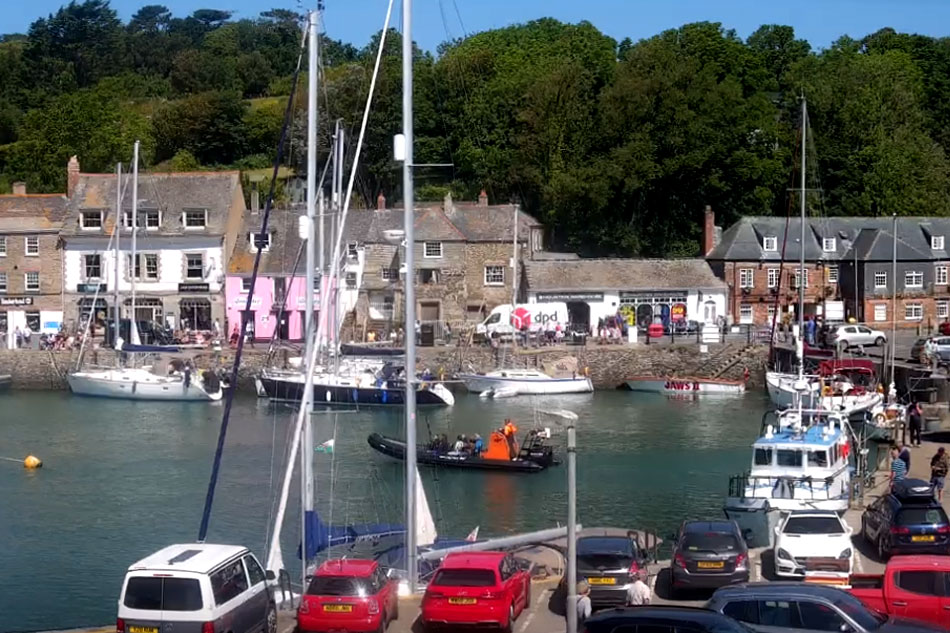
[750,425,847,477]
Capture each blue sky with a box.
[6,0,950,51]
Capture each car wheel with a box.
[501,603,514,633]
[264,602,277,633]
[876,337,885,347]
[524,580,531,609]
[668,567,678,600]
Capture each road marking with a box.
[518,587,550,632]
[750,550,762,582]
[854,551,864,573]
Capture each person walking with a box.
[626,571,652,606]
[890,445,908,487]
[898,441,912,471]
[931,447,949,502]
[575,580,592,628]
[908,400,924,447]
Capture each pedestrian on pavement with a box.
[575,580,592,627]
[931,447,949,502]
[890,445,908,487]
[626,570,651,606]
[898,441,912,471]
[908,400,924,447]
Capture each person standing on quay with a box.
[890,445,908,487]
[908,400,923,447]
[575,580,592,628]
[931,447,949,502]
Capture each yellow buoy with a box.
[23,455,42,469]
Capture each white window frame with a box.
[822,237,836,252]
[125,209,162,230]
[905,270,923,289]
[937,266,948,286]
[933,235,945,250]
[183,208,208,230]
[767,267,779,289]
[143,253,159,281]
[346,242,359,259]
[84,254,102,281]
[185,253,204,279]
[739,304,753,324]
[381,268,398,281]
[0,236,6,256]
[762,236,777,252]
[874,271,887,289]
[242,277,253,292]
[905,302,923,321]
[939,300,950,320]
[767,305,776,322]
[793,268,809,289]
[738,268,754,289]
[79,210,103,230]
[0,272,6,293]
[827,265,839,283]
[344,272,357,288]
[24,271,39,292]
[874,304,887,322]
[484,265,505,286]
[24,236,39,256]
[423,241,442,258]
[249,232,271,252]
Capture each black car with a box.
[706,582,944,633]
[669,520,749,596]
[571,532,649,608]
[861,478,950,559]
[582,606,752,633]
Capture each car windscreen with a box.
[431,569,496,587]
[834,595,886,631]
[124,577,203,611]
[577,537,635,557]
[897,507,949,526]
[681,532,740,552]
[782,516,845,535]
[307,576,368,597]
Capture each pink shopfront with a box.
[225,276,320,341]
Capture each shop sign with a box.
[178,282,210,292]
[671,303,687,321]
[77,283,107,293]
[536,292,604,302]
[0,296,33,306]
[232,295,262,309]
[295,294,321,309]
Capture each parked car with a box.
[706,582,944,633]
[828,324,887,350]
[297,559,398,633]
[669,520,749,597]
[773,511,853,579]
[861,478,950,559]
[581,606,752,633]
[939,322,950,336]
[420,551,530,632]
[117,543,275,633]
[850,555,950,628]
[566,532,649,608]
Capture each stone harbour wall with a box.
[0,342,771,392]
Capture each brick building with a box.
[0,181,68,345]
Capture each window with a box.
[767,268,779,288]
[739,304,753,324]
[933,235,945,250]
[249,232,271,252]
[874,271,887,289]
[762,236,777,252]
[84,254,101,280]
[185,253,204,279]
[722,600,759,625]
[939,301,950,320]
[210,560,249,606]
[783,516,844,535]
[484,265,505,286]
[905,303,923,321]
[905,271,923,289]
[798,601,848,632]
[822,237,836,252]
[80,210,102,230]
[757,600,801,628]
[346,242,359,259]
[777,449,803,467]
[345,272,357,288]
[243,555,266,586]
[0,235,6,256]
[381,268,398,281]
[793,268,809,288]
[807,450,829,468]
[144,254,158,280]
[431,569,496,587]
[123,577,202,612]
[827,266,839,283]
[423,241,442,258]
[0,272,6,293]
[25,236,39,256]
[126,209,161,229]
[767,305,776,322]
[418,268,441,284]
[896,570,943,596]
[739,268,754,289]
[183,209,207,229]
[242,277,253,292]
[938,266,948,286]
[24,272,39,292]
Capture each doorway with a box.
[635,304,653,330]
[566,301,590,333]
[419,301,440,321]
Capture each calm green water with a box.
[0,390,769,631]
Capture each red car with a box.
[850,555,950,628]
[421,551,531,632]
[297,559,398,633]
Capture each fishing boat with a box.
[623,375,745,395]
[367,427,557,473]
[767,359,883,415]
[457,369,593,395]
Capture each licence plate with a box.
[697,561,725,569]
[449,597,477,605]
[129,628,158,633]
[588,577,616,585]
[323,604,353,612]
[912,535,936,542]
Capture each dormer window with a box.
[424,241,443,258]
[822,237,836,252]
[125,209,161,230]
[346,242,359,259]
[249,232,271,252]
[762,236,777,252]
[933,235,945,250]
[183,208,207,229]
[80,210,103,230]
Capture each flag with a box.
[315,439,335,454]
[465,526,479,542]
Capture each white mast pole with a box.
[114,162,122,352]
[798,98,806,378]
[131,140,139,343]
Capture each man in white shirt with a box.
[626,571,651,606]
[575,580,591,626]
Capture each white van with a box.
[476,302,569,337]
[117,543,275,633]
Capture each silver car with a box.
[829,324,887,350]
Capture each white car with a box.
[773,511,853,579]
[829,324,887,350]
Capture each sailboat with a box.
[66,143,222,401]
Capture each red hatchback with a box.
[297,559,398,633]
[421,551,531,632]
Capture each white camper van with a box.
[476,303,569,338]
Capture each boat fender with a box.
[822,385,832,396]
[325,390,331,403]
[583,366,590,377]
[23,455,42,469]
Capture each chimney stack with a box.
[12,182,26,196]
[377,192,386,211]
[250,183,260,214]
[702,205,716,256]
[478,189,488,207]
[443,191,453,212]
[67,156,80,198]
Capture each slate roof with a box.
[708,216,950,262]
[0,194,68,232]
[357,202,540,244]
[63,171,243,236]
[524,258,727,292]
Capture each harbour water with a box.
[0,390,768,631]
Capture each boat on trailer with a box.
[623,376,746,395]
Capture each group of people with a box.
[596,313,627,344]
[889,439,950,502]
[429,433,485,456]
[575,572,651,626]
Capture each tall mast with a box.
[402,0,419,593]
[512,204,518,309]
[131,140,140,344]
[798,98,806,378]
[114,162,122,353]
[891,214,897,388]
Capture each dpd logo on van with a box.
[511,307,532,330]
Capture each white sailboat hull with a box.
[766,372,818,409]
[67,369,222,401]
[458,371,593,395]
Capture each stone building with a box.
[0,182,68,345]
[61,158,245,333]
